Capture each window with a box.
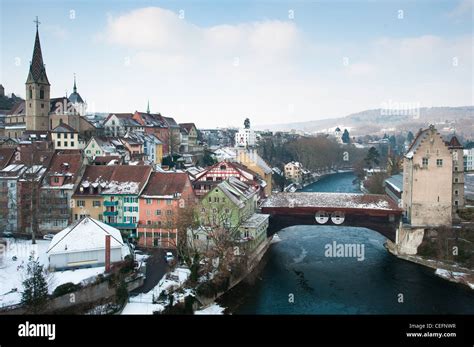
[146,198,152,205]
[77,200,85,207]
[147,220,151,225]
[422,158,428,166]
[41,103,44,109]
[71,142,74,147]
[146,210,151,216]
[155,209,161,216]
[455,190,459,196]
[40,89,44,99]
[166,210,172,216]
[208,197,212,202]
[29,88,32,99]
[53,177,59,183]
[64,141,68,147]
[454,200,459,206]
[166,221,172,228]
[93,201,101,207]
[220,165,226,170]
[166,199,172,205]
[436,159,443,167]
[454,178,458,183]
[201,207,206,213]
[214,197,219,202]
[455,167,458,171]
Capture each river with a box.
[219,172,474,314]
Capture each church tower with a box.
[26,17,50,131]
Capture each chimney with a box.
[105,234,111,272]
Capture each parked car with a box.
[165,252,175,263]
[2,231,13,238]
[43,234,55,240]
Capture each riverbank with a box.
[284,169,354,192]
[385,240,474,290]
[196,235,273,309]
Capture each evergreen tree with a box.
[365,147,380,169]
[21,254,49,313]
[342,129,350,144]
[244,118,250,129]
[407,131,414,144]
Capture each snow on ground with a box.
[271,234,281,244]
[195,303,225,315]
[121,267,191,315]
[0,239,105,308]
[435,268,474,290]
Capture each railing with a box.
[107,222,137,229]
[104,210,118,216]
[104,201,119,207]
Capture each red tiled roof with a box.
[108,165,152,191]
[448,136,463,149]
[10,144,54,167]
[141,172,191,196]
[0,148,15,169]
[44,150,83,185]
[179,123,196,132]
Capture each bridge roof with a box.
[261,192,401,212]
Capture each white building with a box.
[284,161,303,183]
[334,127,343,144]
[464,147,474,172]
[47,217,127,271]
[235,128,256,148]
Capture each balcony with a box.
[104,210,118,216]
[104,200,119,207]
[108,222,137,229]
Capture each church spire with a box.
[73,73,77,93]
[147,100,150,114]
[27,16,49,85]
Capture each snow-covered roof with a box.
[240,213,270,228]
[261,192,401,211]
[384,174,403,193]
[47,217,124,255]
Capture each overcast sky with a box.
[0,0,472,128]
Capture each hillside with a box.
[255,106,474,137]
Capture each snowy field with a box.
[0,239,105,308]
[195,303,225,315]
[122,267,191,315]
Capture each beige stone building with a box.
[448,136,465,212]
[402,125,464,226]
[25,22,50,132]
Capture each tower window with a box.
[436,159,443,167]
[40,89,44,99]
[422,158,428,167]
[41,103,44,108]
[29,88,32,99]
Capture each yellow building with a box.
[237,149,272,197]
[71,166,112,222]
